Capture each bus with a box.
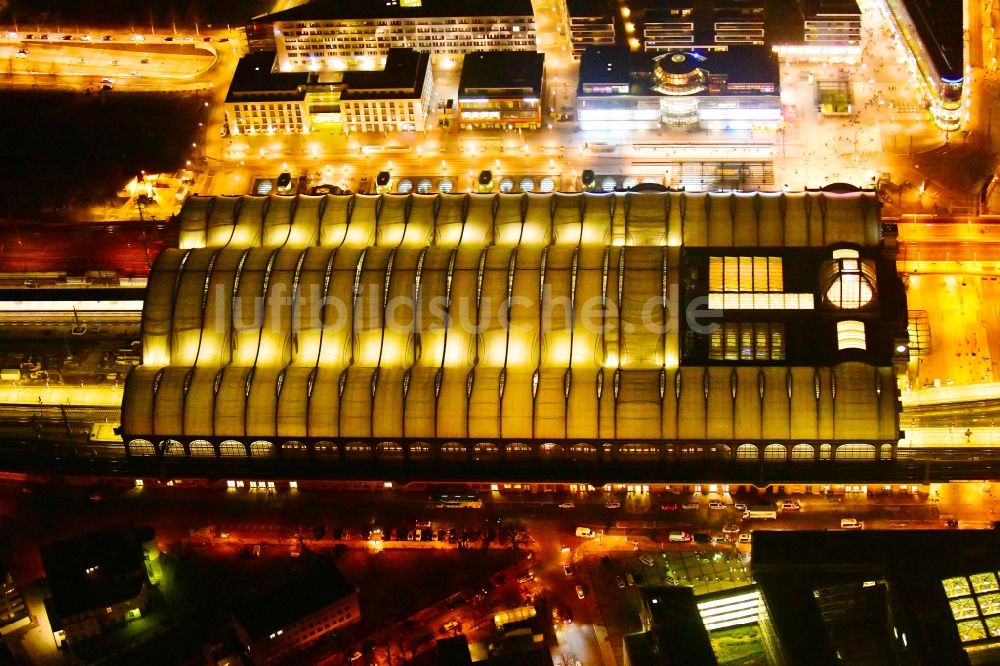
[742,506,778,520]
[435,494,483,509]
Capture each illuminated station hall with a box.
[121,187,908,477]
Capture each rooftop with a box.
[225,51,308,103]
[459,51,545,98]
[626,587,717,665]
[265,0,535,22]
[579,46,780,94]
[578,45,632,91]
[802,0,861,19]
[567,0,615,18]
[900,0,963,80]
[232,557,356,639]
[341,48,430,100]
[753,529,1000,665]
[41,524,150,622]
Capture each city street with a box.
[0,480,996,664]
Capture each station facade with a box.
[122,188,908,476]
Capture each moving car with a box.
[575,527,596,538]
[840,518,863,529]
[558,501,575,509]
[576,585,585,599]
[563,564,574,576]
[780,500,801,512]
[605,499,622,509]
[15,49,26,58]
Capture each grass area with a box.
[0,89,207,216]
[0,0,273,30]
[711,624,768,666]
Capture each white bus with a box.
[742,506,778,520]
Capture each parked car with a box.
[668,531,692,542]
[563,564,574,576]
[722,523,741,534]
[708,500,727,510]
[616,576,626,589]
[558,501,575,509]
[692,533,711,544]
[576,585,585,599]
[734,502,748,511]
[639,554,656,567]
[738,533,752,544]
[605,499,622,509]
[682,501,701,510]
[660,502,678,511]
[625,573,635,586]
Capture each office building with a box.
[41,525,153,646]
[458,51,545,130]
[123,185,907,479]
[752,529,1000,664]
[224,51,312,136]
[0,563,28,635]
[257,0,536,72]
[340,49,433,133]
[642,0,765,51]
[623,587,717,665]
[577,45,781,131]
[802,0,861,44]
[567,0,617,58]
[231,558,359,664]
[224,49,431,135]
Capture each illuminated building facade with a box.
[224,49,432,135]
[458,52,545,130]
[642,0,766,51]
[340,49,433,133]
[224,52,312,136]
[122,188,907,472]
[567,0,616,58]
[875,0,965,130]
[577,46,781,131]
[258,0,537,72]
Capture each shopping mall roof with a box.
[264,0,535,22]
[578,46,632,93]
[459,52,545,98]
